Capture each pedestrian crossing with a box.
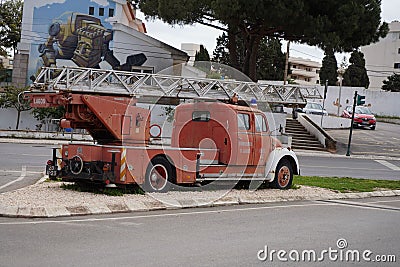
[374,160,400,171]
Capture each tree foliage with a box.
[136,0,388,81]
[319,49,338,86]
[0,86,31,129]
[195,45,210,62]
[382,73,400,92]
[213,34,285,81]
[257,38,286,81]
[32,107,65,122]
[0,0,23,56]
[343,51,369,88]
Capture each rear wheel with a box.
[270,159,293,190]
[144,156,173,193]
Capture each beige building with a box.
[289,57,321,85]
[181,43,201,66]
[0,56,13,86]
[361,21,400,90]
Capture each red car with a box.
[342,106,376,130]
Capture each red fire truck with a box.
[25,67,300,192]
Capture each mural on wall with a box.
[28,0,146,82]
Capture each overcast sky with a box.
[139,0,399,63]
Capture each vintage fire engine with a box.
[25,66,309,192]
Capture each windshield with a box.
[355,107,372,114]
[306,103,323,110]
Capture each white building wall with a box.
[0,109,40,130]
[361,21,400,90]
[181,43,201,66]
[112,23,175,73]
[311,85,400,117]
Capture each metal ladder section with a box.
[31,66,322,105]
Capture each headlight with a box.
[354,115,359,119]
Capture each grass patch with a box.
[375,114,400,120]
[60,183,145,196]
[294,176,400,193]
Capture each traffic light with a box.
[357,95,365,105]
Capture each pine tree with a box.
[319,49,338,86]
[382,74,400,92]
[343,51,369,88]
[137,0,388,81]
[194,45,210,62]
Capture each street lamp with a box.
[337,68,345,116]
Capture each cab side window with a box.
[238,113,250,130]
[255,114,267,132]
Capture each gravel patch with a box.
[0,181,336,209]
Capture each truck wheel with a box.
[270,159,293,190]
[144,157,173,193]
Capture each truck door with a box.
[254,113,271,166]
[237,112,254,165]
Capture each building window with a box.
[292,65,297,69]
[394,63,400,69]
[89,6,94,15]
[109,8,114,17]
[398,48,400,54]
[9,60,13,65]
[316,80,319,84]
[99,7,104,16]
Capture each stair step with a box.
[292,146,325,151]
[285,118,327,151]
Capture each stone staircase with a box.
[285,118,326,151]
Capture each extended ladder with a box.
[31,66,322,105]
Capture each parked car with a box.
[342,106,376,130]
[297,102,328,116]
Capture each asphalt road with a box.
[0,197,399,266]
[298,155,400,180]
[0,143,51,193]
[0,142,399,193]
[326,121,400,158]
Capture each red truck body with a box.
[27,90,299,192]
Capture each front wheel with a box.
[270,159,293,190]
[144,156,173,193]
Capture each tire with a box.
[370,125,376,130]
[270,159,293,190]
[144,156,173,193]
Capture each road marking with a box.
[0,202,333,225]
[375,160,400,171]
[321,199,400,212]
[0,170,42,174]
[0,166,27,190]
[366,199,400,204]
[302,165,390,172]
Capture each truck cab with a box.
[171,102,273,167]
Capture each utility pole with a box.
[337,68,345,116]
[320,80,328,127]
[283,41,290,85]
[346,91,358,156]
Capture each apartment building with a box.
[361,21,400,90]
[289,57,321,85]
